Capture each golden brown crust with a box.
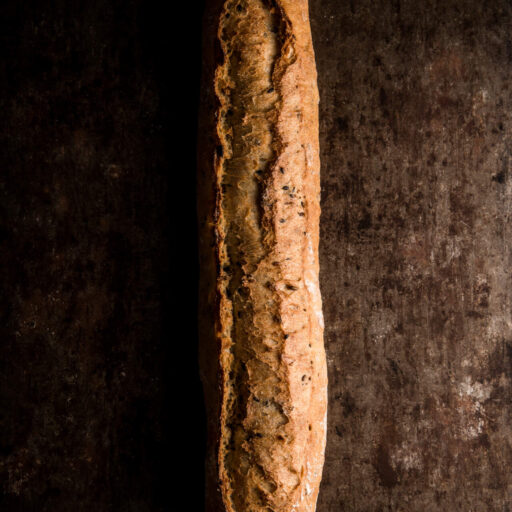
[198,1,326,510]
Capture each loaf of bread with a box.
[197,1,327,510]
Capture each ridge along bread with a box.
[197,1,327,511]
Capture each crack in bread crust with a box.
[216,3,289,510]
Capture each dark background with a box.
[2,0,512,511]
[0,0,205,510]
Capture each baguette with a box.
[197,1,327,510]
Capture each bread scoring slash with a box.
[197,1,327,511]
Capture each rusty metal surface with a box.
[313,0,512,510]
[2,0,512,510]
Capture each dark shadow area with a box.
[0,0,206,510]
[138,0,206,509]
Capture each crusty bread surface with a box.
[198,1,327,511]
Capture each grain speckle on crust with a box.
[199,1,326,511]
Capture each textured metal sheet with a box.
[313,0,512,510]
[1,0,511,510]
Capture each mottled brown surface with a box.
[2,0,512,510]
[312,0,512,510]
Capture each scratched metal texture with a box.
[1,0,512,510]
[313,1,512,510]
